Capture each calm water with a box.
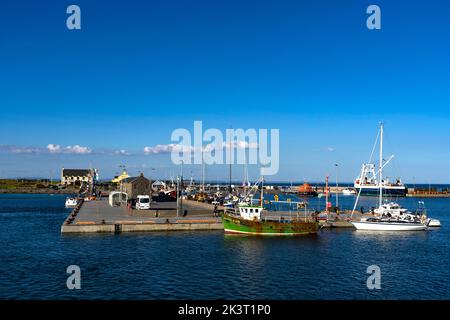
[0,193,449,300]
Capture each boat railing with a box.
[262,215,317,223]
[224,207,239,215]
[224,206,318,222]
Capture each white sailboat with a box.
[352,219,427,231]
[351,123,428,231]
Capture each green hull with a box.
[221,213,318,236]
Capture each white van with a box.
[136,195,151,210]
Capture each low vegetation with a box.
[0,179,74,193]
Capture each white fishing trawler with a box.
[354,129,406,196]
[354,163,407,197]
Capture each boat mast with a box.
[261,176,264,208]
[201,145,205,192]
[379,122,384,207]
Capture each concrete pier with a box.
[317,211,368,229]
[61,197,366,233]
[61,199,223,234]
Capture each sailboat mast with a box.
[325,176,329,213]
[379,123,384,207]
[229,155,232,194]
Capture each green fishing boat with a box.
[222,206,318,235]
[221,177,318,236]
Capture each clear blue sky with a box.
[0,0,449,183]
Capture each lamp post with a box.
[119,165,125,191]
[118,165,126,205]
[334,163,339,209]
[176,176,180,217]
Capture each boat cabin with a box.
[238,206,262,221]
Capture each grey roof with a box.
[62,169,91,177]
[122,174,149,184]
[122,176,139,183]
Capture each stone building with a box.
[121,173,151,199]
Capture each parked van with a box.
[136,195,151,210]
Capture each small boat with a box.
[427,218,441,227]
[65,197,78,208]
[317,192,332,198]
[223,195,240,208]
[296,183,318,197]
[223,201,234,208]
[342,188,356,195]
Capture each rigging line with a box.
[368,129,380,164]
[351,185,363,217]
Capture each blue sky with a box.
[1,0,450,183]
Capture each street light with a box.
[119,165,125,201]
[334,163,339,209]
[176,176,180,217]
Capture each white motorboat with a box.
[342,188,356,195]
[65,197,78,208]
[427,218,441,227]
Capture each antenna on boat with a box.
[228,125,233,195]
[261,175,264,208]
[201,144,205,192]
[243,149,249,192]
[379,122,384,207]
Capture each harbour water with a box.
[0,193,449,299]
